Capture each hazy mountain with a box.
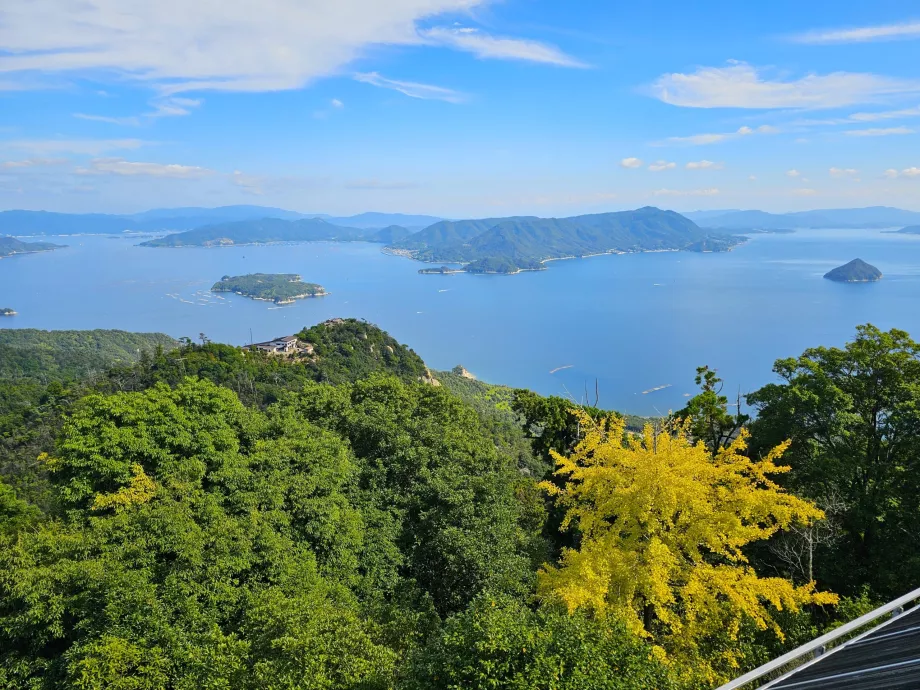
[392,217,535,251]
[140,218,368,247]
[694,207,920,230]
[0,236,66,257]
[0,210,137,235]
[131,205,312,224]
[368,225,417,244]
[317,212,444,229]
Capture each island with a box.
[0,308,16,316]
[388,207,744,272]
[897,225,920,235]
[0,236,66,258]
[211,273,327,304]
[418,266,464,275]
[823,259,882,283]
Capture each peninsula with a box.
[211,273,327,304]
[824,259,882,283]
[0,236,65,258]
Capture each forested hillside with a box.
[1,321,917,689]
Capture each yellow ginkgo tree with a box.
[537,412,837,682]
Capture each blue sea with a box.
[3,229,920,415]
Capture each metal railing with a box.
[715,585,920,690]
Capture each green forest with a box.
[1,320,918,689]
[212,274,326,303]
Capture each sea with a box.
[3,228,920,415]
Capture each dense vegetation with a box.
[823,258,882,282]
[0,321,917,688]
[464,256,546,274]
[212,273,326,303]
[141,219,412,247]
[0,236,65,258]
[389,207,742,268]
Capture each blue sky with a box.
[1,0,919,216]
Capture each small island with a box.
[211,273,327,304]
[824,259,882,283]
[897,225,920,235]
[0,236,66,258]
[418,266,464,275]
[464,257,546,275]
[0,308,17,316]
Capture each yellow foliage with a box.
[91,464,157,512]
[538,413,837,680]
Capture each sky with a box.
[1,0,919,217]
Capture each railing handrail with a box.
[715,585,920,690]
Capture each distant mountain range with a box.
[686,206,920,230]
[0,207,444,236]
[139,218,402,247]
[389,207,741,270]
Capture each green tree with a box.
[673,366,748,451]
[747,324,920,598]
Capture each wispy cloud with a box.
[232,171,263,195]
[419,27,587,67]
[829,167,858,177]
[73,97,202,127]
[345,178,419,190]
[0,139,148,155]
[648,160,676,171]
[792,188,817,196]
[620,157,643,168]
[76,157,213,179]
[786,169,801,177]
[331,98,344,108]
[354,72,465,103]
[662,124,775,146]
[0,1,503,94]
[845,126,914,137]
[651,61,920,109]
[652,188,720,196]
[0,157,69,169]
[792,20,920,44]
[849,105,920,122]
[685,160,723,170]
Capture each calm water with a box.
[3,229,920,415]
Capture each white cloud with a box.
[76,157,213,178]
[849,105,920,122]
[331,98,344,108]
[652,188,720,196]
[663,125,774,146]
[685,160,723,170]
[845,126,914,137]
[418,27,587,67]
[786,169,801,177]
[650,61,920,109]
[620,157,643,169]
[886,167,920,179]
[0,139,147,155]
[73,97,202,126]
[829,167,858,177]
[0,157,69,169]
[648,160,676,171]
[748,175,757,180]
[354,72,464,103]
[792,188,817,196]
[793,21,920,44]
[0,0,494,93]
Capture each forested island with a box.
[0,308,16,316]
[0,320,916,688]
[389,206,743,270]
[0,236,65,258]
[141,218,404,247]
[211,273,326,303]
[418,257,546,275]
[824,258,882,283]
[418,265,464,274]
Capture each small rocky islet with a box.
[823,259,882,283]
